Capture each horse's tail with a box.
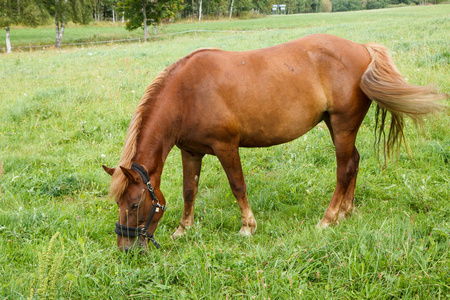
[359,42,448,159]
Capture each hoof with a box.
[316,221,328,229]
[317,218,336,229]
[172,225,188,240]
[338,207,354,221]
[338,211,348,221]
[239,222,257,236]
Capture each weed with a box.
[0,161,3,195]
[30,232,65,300]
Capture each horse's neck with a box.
[133,113,175,186]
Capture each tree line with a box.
[1,0,442,53]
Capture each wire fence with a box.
[9,29,256,51]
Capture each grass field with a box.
[1,5,449,299]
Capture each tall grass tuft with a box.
[0,161,3,195]
[30,232,65,300]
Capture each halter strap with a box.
[131,162,150,183]
[131,163,160,205]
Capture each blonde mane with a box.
[109,48,219,200]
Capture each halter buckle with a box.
[146,182,154,192]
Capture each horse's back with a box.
[172,34,371,148]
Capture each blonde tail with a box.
[360,43,447,158]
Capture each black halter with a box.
[114,162,166,249]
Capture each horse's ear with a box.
[102,165,115,176]
[119,166,141,183]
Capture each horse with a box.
[102,33,446,251]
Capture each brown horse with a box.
[103,34,445,251]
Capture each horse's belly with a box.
[238,103,324,147]
[220,56,327,147]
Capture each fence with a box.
[9,29,256,51]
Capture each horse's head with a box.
[103,163,166,252]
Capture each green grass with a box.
[1,4,449,299]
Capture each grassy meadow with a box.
[1,5,449,299]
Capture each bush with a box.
[322,0,333,11]
[331,0,363,11]
[366,0,389,9]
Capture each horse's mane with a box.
[109,48,219,200]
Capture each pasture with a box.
[1,5,449,299]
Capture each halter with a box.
[114,162,166,249]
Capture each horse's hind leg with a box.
[318,129,360,228]
[319,91,370,228]
[173,150,204,239]
[213,144,257,235]
[338,146,359,219]
[324,118,360,221]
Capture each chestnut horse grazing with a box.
[103,34,445,251]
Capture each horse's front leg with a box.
[173,150,204,239]
[214,144,257,236]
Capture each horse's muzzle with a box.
[115,221,160,250]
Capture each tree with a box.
[285,0,312,14]
[1,0,48,53]
[119,0,182,41]
[48,0,93,49]
[54,0,68,49]
[232,0,252,17]
[0,0,16,53]
[108,0,120,22]
[366,0,389,9]
[250,0,270,14]
[93,0,103,21]
[331,0,363,11]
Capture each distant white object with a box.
[272,4,287,14]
